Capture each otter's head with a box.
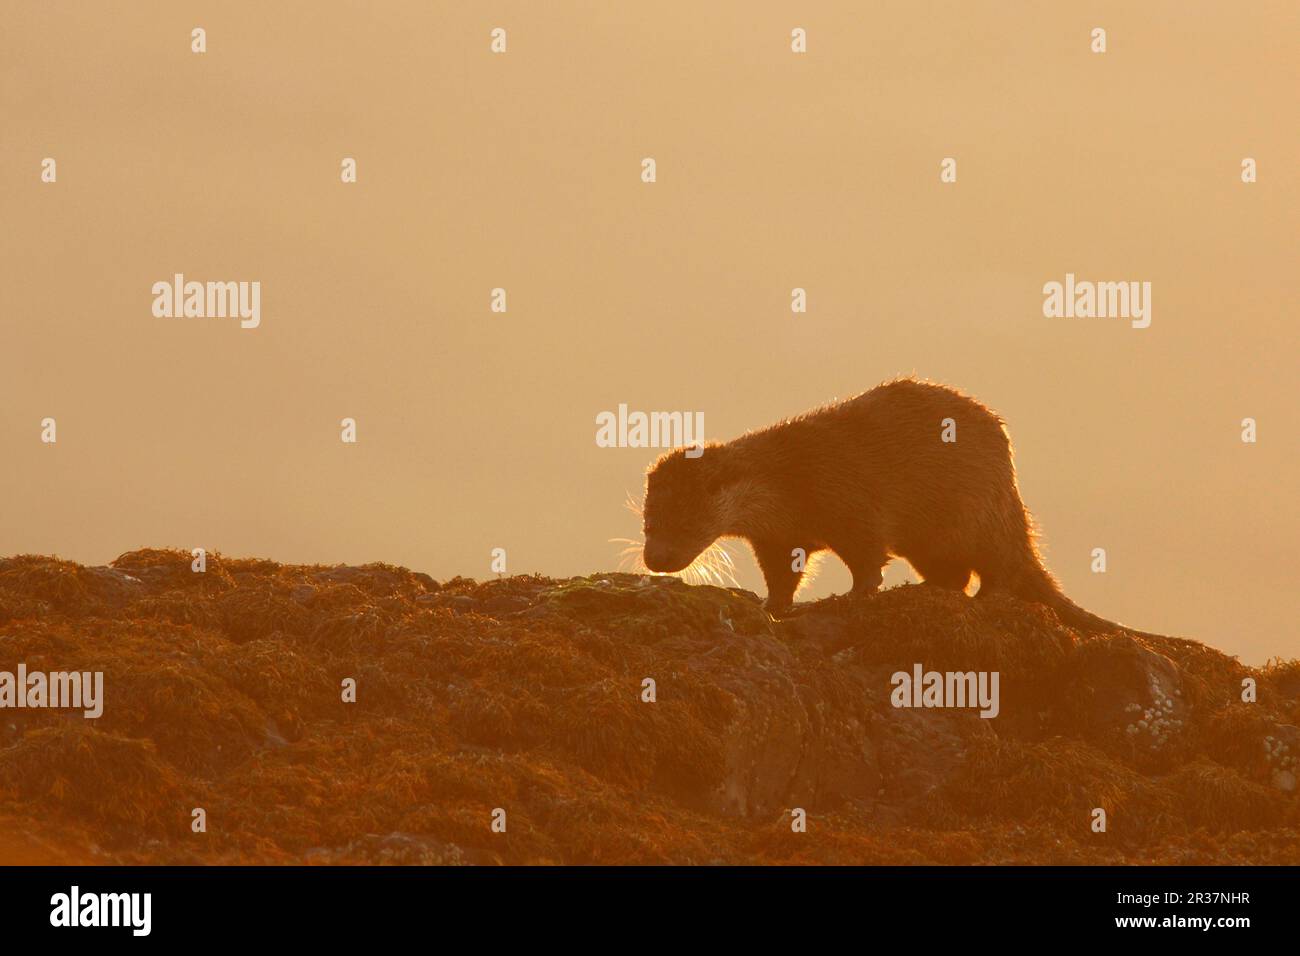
[641,444,730,573]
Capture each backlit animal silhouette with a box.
[641,378,1137,632]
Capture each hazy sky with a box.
[2,2,1296,662]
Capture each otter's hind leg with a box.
[827,539,888,597]
[911,558,973,593]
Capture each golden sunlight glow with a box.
[612,492,740,588]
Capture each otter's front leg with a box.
[752,539,805,615]
[850,567,884,595]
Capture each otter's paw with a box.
[763,599,793,620]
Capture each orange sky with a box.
[1,1,1296,662]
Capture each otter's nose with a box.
[642,542,675,573]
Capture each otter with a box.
[641,378,1140,633]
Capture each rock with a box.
[1263,724,1300,787]
[1057,634,1187,758]
[0,556,1295,864]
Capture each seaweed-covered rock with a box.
[0,550,1295,864]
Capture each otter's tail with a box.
[1005,553,1168,640]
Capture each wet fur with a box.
[641,378,1137,633]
